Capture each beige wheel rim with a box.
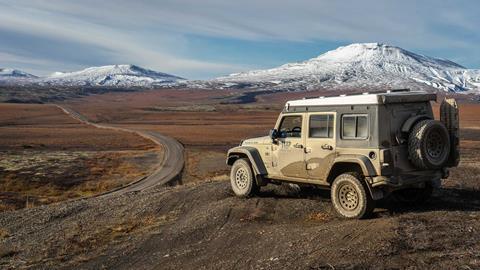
[235,167,249,190]
[338,183,359,211]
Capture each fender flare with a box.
[331,155,377,177]
[330,155,383,200]
[401,114,432,133]
[226,146,268,176]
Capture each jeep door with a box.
[305,112,336,182]
[271,114,307,179]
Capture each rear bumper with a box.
[368,169,446,188]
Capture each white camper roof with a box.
[285,90,436,110]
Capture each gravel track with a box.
[55,105,184,196]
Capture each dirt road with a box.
[56,105,184,195]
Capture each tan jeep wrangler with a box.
[226,89,459,219]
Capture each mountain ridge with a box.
[2,43,480,93]
[0,64,184,88]
[0,68,38,79]
[210,43,480,93]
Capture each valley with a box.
[1,87,480,269]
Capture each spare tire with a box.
[408,120,450,170]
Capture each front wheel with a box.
[331,173,375,219]
[230,158,258,197]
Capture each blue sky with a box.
[0,0,479,79]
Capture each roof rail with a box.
[387,88,410,93]
[302,88,412,100]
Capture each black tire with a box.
[230,158,258,197]
[408,120,450,170]
[392,183,433,206]
[331,173,375,219]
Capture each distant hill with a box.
[39,65,185,87]
[0,65,185,103]
[0,68,38,79]
[0,64,184,88]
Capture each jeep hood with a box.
[241,136,271,146]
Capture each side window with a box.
[279,116,302,138]
[342,115,368,139]
[309,114,334,138]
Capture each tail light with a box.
[380,149,393,175]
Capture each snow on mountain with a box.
[211,43,480,93]
[0,68,37,79]
[39,65,185,87]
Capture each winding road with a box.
[55,105,184,196]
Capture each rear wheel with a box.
[331,173,375,219]
[230,158,258,197]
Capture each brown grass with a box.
[0,228,9,239]
[0,103,163,211]
[307,212,331,222]
[0,103,156,151]
[0,150,161,211]
[183,148,229,183]
[51,212,178,265]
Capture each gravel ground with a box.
[1,180,479,269]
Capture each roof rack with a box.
[300,88,411,100]
[302,96,319,100]
[289,88,434,108]
[387,88,410,93]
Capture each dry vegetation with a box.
[0,103,154,151]
[0,103,161,211]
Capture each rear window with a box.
[342,115,368,139]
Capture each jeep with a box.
[226,89,459,219]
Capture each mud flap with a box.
[365,178,384,200]
[440,98,460,167]
[254,174,269,187]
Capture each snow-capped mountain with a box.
[0,65,184,88]
[2,44,479,93]
[210,43,480,93]
[0,68,37,79]
[40,64,184,87]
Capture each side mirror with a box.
[269,129,278,140]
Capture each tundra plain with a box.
[1,88,480,269]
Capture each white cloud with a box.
[0,0,251,78]
[0,0,478,77]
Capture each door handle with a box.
[321,144,333,150]
[293,143,303,149]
